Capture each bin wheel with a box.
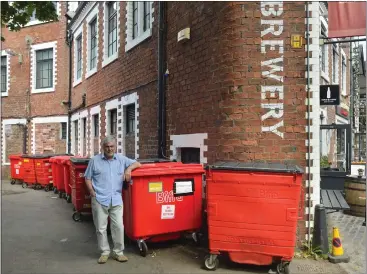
[139,241,148,257]
[10,179,16,185]
[36,185,42,190]
[22,182,27,188]
[72,212,82,222]
[58,191,63,198]
[53,187,58,194]
[204,255,219,271]
[277,262,290,274]
[66,195,71,203]
[44,185,50,192]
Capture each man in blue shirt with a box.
[85,136,141,264]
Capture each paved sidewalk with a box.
[2,180,349,274]
[327,211,366,274]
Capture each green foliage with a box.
[1,1,58,41]
[320,155,330,168]
[294,241,328,260]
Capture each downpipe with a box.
[157,1,167,158]
[66,28,73,154]
[306,2,312,244]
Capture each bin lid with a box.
[9,154,22,160]
[22,154,52,159]
[132,162,204,177]
[138,158,173,164]
[70,157,90,165]
[207,161,304,174]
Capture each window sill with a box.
[125,29,152,53]
[102,52,118,68]
[1,92,8,97]
[86,68,97,79]
[31,87,55,94]
[73,78,82,88]
[3,163,10,166]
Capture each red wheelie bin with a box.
[204,162,304,273]
[9,154,24,185]
[62,157,73,203]
[34,155,53,191]
[123,161,205,257]
[50,156,69,197]
[70,157,91,222]
[21,155,37,189]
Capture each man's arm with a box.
[124,161,141,182]
[84,159,96,197]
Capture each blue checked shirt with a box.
[84,153,136,207]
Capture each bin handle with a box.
[298,185,305,220]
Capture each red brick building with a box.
[2,1,330,241]
[66,1,320,242]
[1,2,81,178]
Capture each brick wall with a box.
[1,2,69,157]
[165,1,308,242]
[1,3,69,119]
[34,123,66,154]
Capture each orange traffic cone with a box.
[328,227,350,263]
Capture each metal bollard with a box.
[312,204,329,254]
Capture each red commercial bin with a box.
[9,154,24,185]
[34,155,53,191]
[49,156,70,197]
[123,161,205,257]
[61,157,72,203]
[70,157,90,222]
[21,155,37,189]
[204,162,304,273]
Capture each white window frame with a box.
[1,50,10,97]
[90,105,101,156]
[332,44,339,85]
[125,1,154,52]
[71,113,80,155]
[30,41,57,94]
[80,110,88,156]
[24,2,61,27]
[105,98,119,137]
[59,122,67,140]
[341,50,347,96]
[320,17,329,82]
[2,119,27,165]
[73,24,84,87]
[86,4,99,79]
[120,92,139,157]
[102,1,120,68]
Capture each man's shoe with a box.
[98,254,109,264]
[112,252,128,262]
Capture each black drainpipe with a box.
[66,28,73,154]
[158,1,167,158]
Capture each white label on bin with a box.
[161,205,175,219]
[175,181,193,195]
[15,169,19,175]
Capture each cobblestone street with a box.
[327,211,366,274]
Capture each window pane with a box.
[143,1,150,32]
[132,2,138,39]
[36,49,53,89]
[1,56,7,93]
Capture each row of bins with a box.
[9,154,304,274]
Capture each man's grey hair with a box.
[102,135,116,147]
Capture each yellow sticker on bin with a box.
[24,159,29,163]
[37,163,40,166]
[149,182,163,193]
